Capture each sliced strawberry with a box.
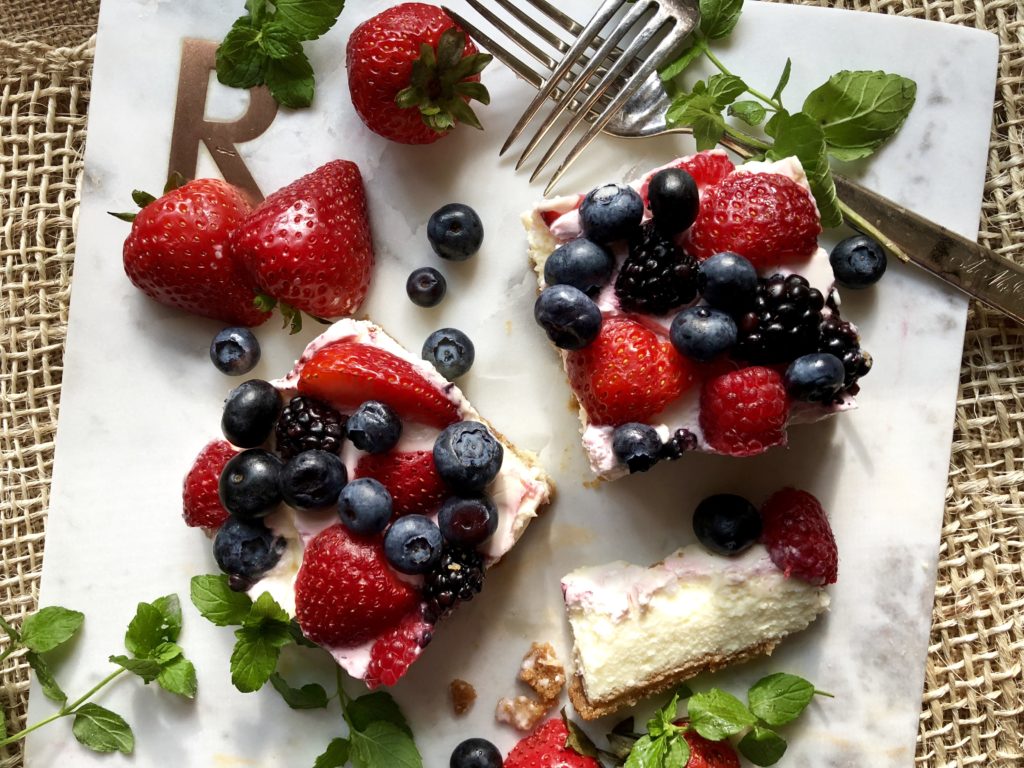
[182,439,237,530]
[699,366,789,456]
[760,488,838,586]
[365,614,433,688]
[640,151,736,203]
[297,341,460,429]
[504,718,601,768]
[355,451,448,517]
[566,316,695,426]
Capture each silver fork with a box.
[444,1,1024,326]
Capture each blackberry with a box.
[275,396,346,460]
[817,316,872,391]
[735,273,825,364]
[660,428,698,461]
[614,223,699,315]
[423,546,485,623]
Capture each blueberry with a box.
[433,421,503,495]
[451,738,503,768]
[648,168,699,235]
[543,238,615,296]
[830,235,887,288]
[210,327,261,376]
[533,285,602,350]
[423,328,475,380]
[384,514,444,574]
[428,203,484,261]
[213,517,286,590]
[697,252,758,314]
[218,449,284,520]
[279,450,347,510]
[338,478,393,536]
[784,352,846,402]
[347,401,402,454]
[693,494,762,556]
[438,495,499,546]
[579,183,644,245]
[669,306,737,362]
[407,267,447,307]
[612,423,663,473]
[221,379,282,448]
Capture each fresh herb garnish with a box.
[190,574,423,767]
[216,0,347,108]
[0,596,196,755]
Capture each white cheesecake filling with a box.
[562,544,830,705]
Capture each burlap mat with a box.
[0,1,1020,767]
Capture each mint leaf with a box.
[258,23,303,59]
[27,652,66,705]
[766,111,842,228]
[266,53,315,109]
[230,623,292,693]
[314,738,351,768]
[747,673,816,726]
[350,721,422,768]
[700,0,744,39]
[771,58,792,105]
[217,23,267,89]
[109,655,163,683]
[245,0,269,26]
[659,41,704,82]
[72,704,134,754]
[705,74,746,106]
[269,672,329,709]
[687,689,757,740]
[624,734,667,768]
[125,602,175,658]
[665,734,692,767]
[647,691,681,739]
[157,654,198,698]
[348,691,412,737]
[151,595,182,643]
[191,574,252,626]
[244,591,291,627]
[802,70,916,161]
[764,108,788,139]
[0,708,5,740]
[289,619,319,648]
[729,100,767,126]
[274,0,345,41]
[739,726,787,766]
[20,606,84,653]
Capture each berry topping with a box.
[210,327,261,376]
[213,517,286,591]
[279,450,347,510]
[423,545,485,622]
[647,167,699,235]
[504,718,600,768]
[298,341,460,429]
[384,514,445,575]
[338,478,394,537]
[614,222,699,315]
[533,285,603,351]
[275,396,346,460]
[699,366,790,457]
[221,379,282,448]
[818,316,872,390]
[218,449,284,520]
[566,316,695,426]
[295,524,420,647]
[438,496,499,546]
[579,184,644,245]
[830,234,887,288]
[670,306,737,362]
[784,353,847,402]
[423,328,476,380]
[433,421,504,495]
[735,274,825,365]
[670,152,736,189]
[347,401,403,454]
[611,423,663,474]
[354,451,448,517]
[760,488,838,586]
[428,203,485,261]
[682,728,741,768]
[406,267,447,307]
[693,494,762,556]
[697,252,758,314]
[366,614,432,689]
[450,738,503,768]
[543,238,615,296]
[686,172,821,269]
[660,428,699,461]
[183,439,237,530]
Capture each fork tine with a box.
[522,0,585,35]
[492,0,571,56]
[444,8,545,88]
[499,0,626,156]
[465,0,556,71]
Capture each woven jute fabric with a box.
[0,1,1021,767]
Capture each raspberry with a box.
[275,396,346,460]
[614,222,699,315]
[505,718,601,768]
[365,614,433,688]
[686,172,821,269]
[699,366,789,456]
[760,488,838,585]
[182,439,236,530]
[735,273,825,364]
[423,546,485,623]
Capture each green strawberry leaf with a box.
[269,672,329,709]
[266,52,315,109]
[190,574,253,627]
[349,721,422,768]
[739,726,788,766]
[747,673,817,726]
[273,0,346,42]
[72,704,134,755]
[561,708,601,759]
[20,606,84,654]
[314,738,351,768]
[131,190,157,208]
[687,689,757,740]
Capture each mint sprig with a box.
[0,595,195,755]
[215,0,346,108]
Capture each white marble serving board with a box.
[26,2,998,766]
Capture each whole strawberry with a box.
[505,718,601,768]
[230,160,374,326]
[700,366,790,456]
[346,3,492,144]
[119,178,269,326]
[182,439,237,531]
[760,488,838,586]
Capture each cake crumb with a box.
[450,679,477,716]
[496,642,566,732]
